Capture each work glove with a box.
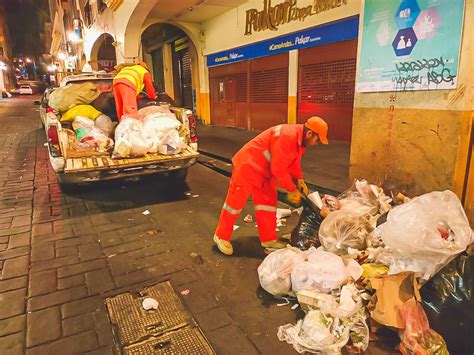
[297,179,309,196]
[287,189,302,206]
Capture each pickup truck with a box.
[40,73,199,189]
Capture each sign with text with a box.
[244,0,348,35]
[356,0,465,92]
[207,16,358,67]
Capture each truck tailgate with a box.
[64,146,199,173]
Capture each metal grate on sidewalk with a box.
[106,281,215,354]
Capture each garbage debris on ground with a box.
[142,298,159,310]
[146,229,161,236]
[243,214,253,223]
[257,178,471,353]
[277,208,292,219]
[233,225,239,231]
[142,210,151,215]
[398,298,449,355]
[190,252,204,265]
[180,289,190,296]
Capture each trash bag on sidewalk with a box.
[258,248,301,297]
[398,298,449,355]
[338,179,391,216]
[421,253,474,354]
[290,201,323,250]
[380,190,472,280]
[291,248,350,293]
[319,209,374,255]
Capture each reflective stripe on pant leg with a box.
[252,181,278,242]
[215,179,251,241]
[263,150,271,162]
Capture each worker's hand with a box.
[297,179,309,195]
[287,189,302,206]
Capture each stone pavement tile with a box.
[0,223,11,230]
[55,234,96,249]
[178,281,218,314]
[170,269,200,287]
[0,236,8,244]
[29,269,57,297]
[62,312,95,337]
[127,243,170,259]
[90,214,110,227]
[0,244,7,251]
[72,221,96,236]
[28,285,88,312]
[0,225,31,237]
[134,254,163,270]
[1,255,29,279]
[7,232,30,249]
[30,255,80,273]
[56,245,78,258]
[113,265,160,288]
[58,274,85,290]
[26,306,61,347]
[0,288,26,319]
[85,268,115,295]
[31,222,53,237]
[0,314,26,337]
[195,307,233,332]
[31,231,74,245]
[208,324,259,355]
[118,223,157,236]
[102,240,148,256]
[30,241,55,262]
[98,233,123,248]
[0,332,24,355]
[84,346,114,355]
[0,276,27,292]
[26,330,99,355]
[58,259,107,278]
[94,311,115,347]
[61,296,104,319]
[79,243,103,261]
[11,215,31,228]
[0,245,29,261]
[107,253,136,276]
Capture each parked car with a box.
[39,73,199,190]
[19,85,33,95]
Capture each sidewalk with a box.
[197,123,351,193]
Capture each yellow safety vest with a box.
[114,65,148,94]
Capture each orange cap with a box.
[305,116,329,144]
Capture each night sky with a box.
[2,0,50,58]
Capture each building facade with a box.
[47,0,473,222]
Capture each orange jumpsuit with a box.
[215,124,305,242]
[113,70,156,121]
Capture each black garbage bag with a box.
[421,252,474,354]
[290,200,322,250]
[90,92,118,121]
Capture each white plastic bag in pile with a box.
[318,210,374,255]
[291,248,350,293]
[380,190,472,280]
[112,117,150,158]
[142,115,182,154]
[95,114,115,138]
[158,129,182,155]
[257,248,301,297]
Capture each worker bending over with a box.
[213,116,329,255]
[113,62,156,121]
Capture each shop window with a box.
[299,58,356,104]
[251,68,288,103]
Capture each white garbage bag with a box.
[95,114,115,138]
[142,115,182,154]
[158,129,182,155]
[291,248,350,293]
[258,248,301,297]
[318,210,374,255]
[112,117,151,158]
[72,116,95,131]
[380,190,472,280]
[278,310,350,354]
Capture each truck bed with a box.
[64,145,199,173]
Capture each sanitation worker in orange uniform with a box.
[213,116,329,255]
[113,62,157,121]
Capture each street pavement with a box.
[0,96,302,354]
[0,96,397,354]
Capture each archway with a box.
[90,33,117,72]
[141,23,198,111]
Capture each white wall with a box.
[202,0,361,55]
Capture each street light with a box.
[67,31,82,43]
[26,58,32,63]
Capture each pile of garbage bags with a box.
[258,180,473,354]
[49,83,187,159]
[112,106,186,159]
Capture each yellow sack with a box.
[60,105,101,122]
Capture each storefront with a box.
[205,0,360,141]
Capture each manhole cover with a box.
[124,327,214,354]
[106,281,214,354]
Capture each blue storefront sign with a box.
[206,16,359,67]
